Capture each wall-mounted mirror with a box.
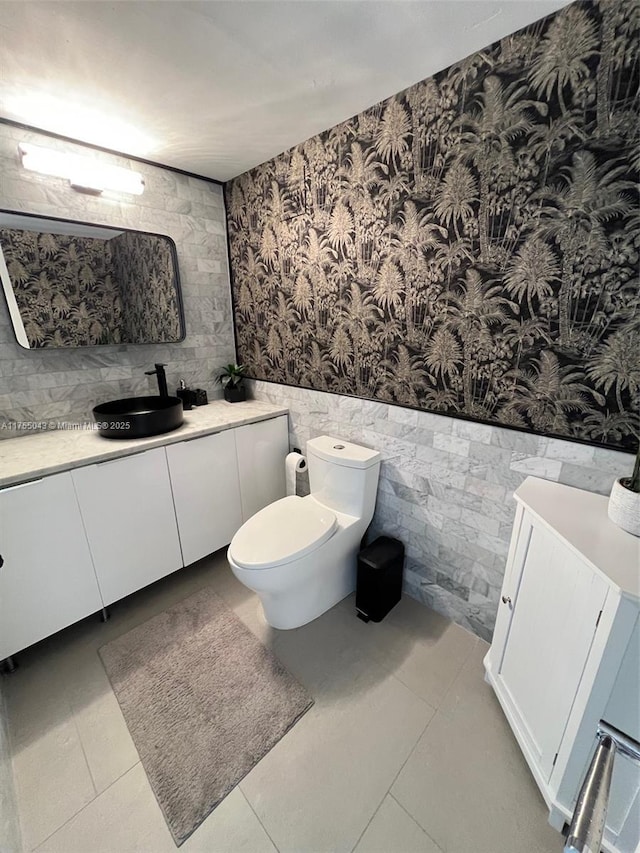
[0,210,185,348]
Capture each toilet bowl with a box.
[227,435,381,629]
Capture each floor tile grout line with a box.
[332,600,483,714]
[348,707,437,853]
[7,674,100,849]
[238,784,281,852]
[3,688,27,853]
[5,775,24,849]
[66,647,143,803]
[389,792,445,853]
[436,637,482,718]
[68,698,99,799]
[391,655,466,711]
[435,636,481,706]
[325,609,431,705]
[31,762,142,852]
[348,788,388,853]
[386,707,435,797]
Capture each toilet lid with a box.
[229,496,337,570]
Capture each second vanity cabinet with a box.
[71,447,183,606]
[484,477,640,853]
[490,518,609,780]
[0,413,288,660]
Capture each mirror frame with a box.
[0,208,186,349]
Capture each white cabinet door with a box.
[72,448,182,606]
[166,430,243,566]
[496,519,608,779]
[0,472,102,659]
[234,415,288,521]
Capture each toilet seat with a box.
[228,495,337,570]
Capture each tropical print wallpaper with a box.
[1,227,123,346]
[226,0,640,452]
[0,226,182,347]
[110,230,181,344]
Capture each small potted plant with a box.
[608,444,640,537]
[218,363,247,403]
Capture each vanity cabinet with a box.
[491,519,609,780]
[165,430,243,566]
[71,447,183,606]
[234,416,288,521]
[165,414,288,564]
[0,471,103,659]
[484,477,640,853]
[0,412,289,661]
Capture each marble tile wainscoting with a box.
[0,123,235,435]
[248,379,632,641]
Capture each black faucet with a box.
[145,363,169,398]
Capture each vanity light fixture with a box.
[18,143,145,196]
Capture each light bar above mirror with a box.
[19,143,145,196]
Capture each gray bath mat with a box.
[99,587,313,845]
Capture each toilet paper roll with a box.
[285,451,307,496]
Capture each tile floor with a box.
[4,552,564,853]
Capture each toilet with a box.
[227,435,381,629]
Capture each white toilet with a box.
[227,435,381,629]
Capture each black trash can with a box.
[356,536,404,623]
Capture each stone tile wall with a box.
[0,124,235,436]
[249,379,632,641]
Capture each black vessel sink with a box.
[92,396,184,439]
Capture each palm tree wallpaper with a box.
[226,0,639,452]
[110,230,182,344]
[0,226,182,347]
[1,227,123,346]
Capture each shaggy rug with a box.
[99,587,313,845]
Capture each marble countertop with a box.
[0,400,288,488]
[516,477,640,601]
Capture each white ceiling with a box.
[0,0,571,182]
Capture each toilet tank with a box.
[306,436,381,520]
